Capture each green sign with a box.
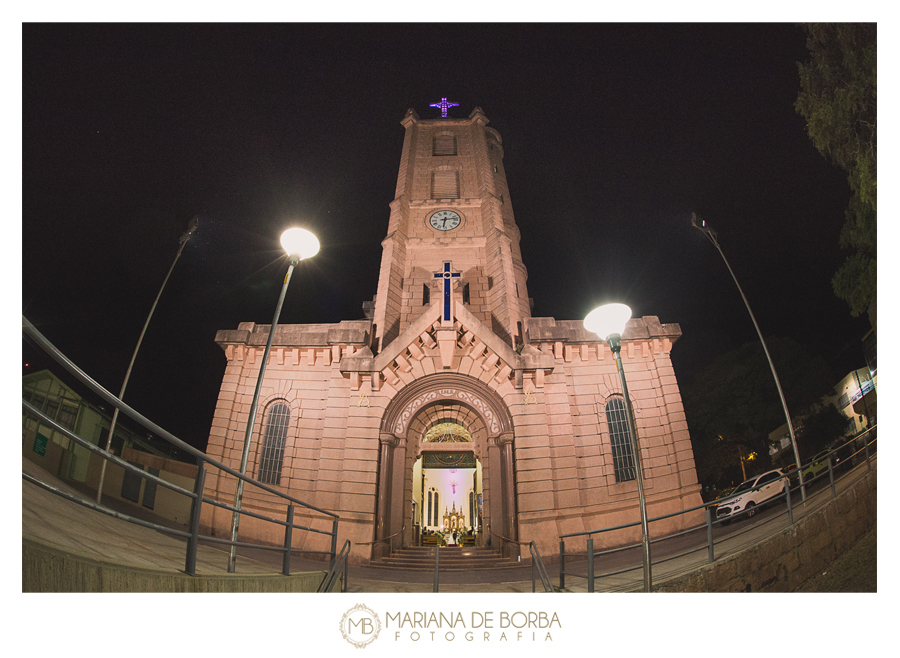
[422,452,476,469]
[33,432,49,456]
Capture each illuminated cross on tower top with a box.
[429,97,459,118]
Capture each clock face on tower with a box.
[429,210,461,231]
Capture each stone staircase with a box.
[372,546,521,571]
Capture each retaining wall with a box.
[657,465,877,592]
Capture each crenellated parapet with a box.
[524,315,682,363]
[214,320,372,367]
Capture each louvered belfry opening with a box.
[433,134,457,156]
[431,170,460,199]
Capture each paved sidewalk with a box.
[22,457,278,577]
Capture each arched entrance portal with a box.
[414,423,482,545]
[414,443,481,542]
[375,374,517,559]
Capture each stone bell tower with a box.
[204,99,704,567]
[371,103,532,353]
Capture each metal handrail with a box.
[318,540,351,592]
[357,528,404,559]
[558,428,877,591]
[530,542,554,592]
[22,315,341,578]
[23,472,194,540]
[488,527,527,563]
[23,316,338,518]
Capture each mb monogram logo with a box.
[340,604,382,648]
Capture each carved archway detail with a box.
[381,373,512,439]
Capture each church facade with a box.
[201,104,704,563]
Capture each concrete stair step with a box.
[371,546,521,571]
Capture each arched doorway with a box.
[413,423,482,546]
[374,373,517,559]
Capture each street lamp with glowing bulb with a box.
[584,302,652,592]
[228,226,319,572]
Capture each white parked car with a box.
[715,469,788,524]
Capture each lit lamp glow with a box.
[280,227,320,261]
[584,302,652,592]
[228,226,318,573]
[583,303,632,345]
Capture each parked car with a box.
[830,439,856,473]
[706,486,735,513]
[715,469,788,524]
[802,450,837,482]
[783,463,799,487]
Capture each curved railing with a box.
[22,315,341,581]
[558,427,877,592]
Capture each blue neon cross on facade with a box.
[429,97,459,118]
[434,261,461,322]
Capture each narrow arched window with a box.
[605,397,636,482]
[257,402,290,485]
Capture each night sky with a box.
[22,23,874,453]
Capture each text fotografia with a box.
[387,611,561,642]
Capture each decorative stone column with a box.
[487,436,503,550]
[498,431,518,559]
[389,436,408,549]
[375,433,396,559]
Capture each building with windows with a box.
[22,369,174,482]
[200,104,704,563]
[768,366,876,464]
[833,367,876,432]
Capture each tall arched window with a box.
[605,397,637,483]
[257,401,290,485]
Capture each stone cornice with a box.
[523,316,682,364]
[525,315,682,344]
[215,320,371,348]
[214,320,373,367]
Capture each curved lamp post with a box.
[584,303,652,592]
[691,214,805,502]
[96,217,198,504]
[228,227,319,573]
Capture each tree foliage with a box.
[795,23,877,317]
[682,337,835,487]
[796,403,852,454]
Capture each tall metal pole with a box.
[609,334,652,592]
[96,217,198,504]
[227,256,299,573]
[692,214,806,501]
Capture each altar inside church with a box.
[413,459,482,545]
